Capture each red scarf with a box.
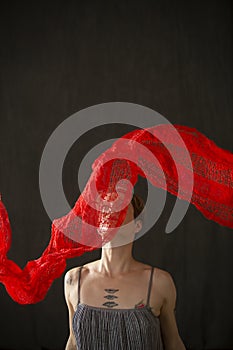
[0,124,232,304]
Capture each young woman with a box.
[64,193,186,350]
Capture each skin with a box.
[64,201,186,350]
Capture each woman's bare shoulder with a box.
[155,266,174,280]
[64,261,96,284]
[153,267,176,294]
[137,262,167,273]
[64,266,82,286]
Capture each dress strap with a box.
[146,266,154,307]
[77,265,84,305]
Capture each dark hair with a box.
[131,193,145,223]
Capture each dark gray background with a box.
[0,1,232,349]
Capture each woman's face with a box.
[98,200,142,247]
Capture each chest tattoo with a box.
[104,288,119,294]
[103,288,119,308]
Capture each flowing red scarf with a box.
[0,124,232,304]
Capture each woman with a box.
[64,193,186,350]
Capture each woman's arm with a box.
[159,271,186,350]
[65,336,76,350]
[64,270,78,350]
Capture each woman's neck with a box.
[96,243,137,277]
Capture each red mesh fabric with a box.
[0,124,232,304]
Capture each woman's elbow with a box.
[165,335,186,350]
[65,336,77,350]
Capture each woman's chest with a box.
[70,268,163,316]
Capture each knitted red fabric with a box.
[0,124,232,304]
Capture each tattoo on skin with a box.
[103,288,119,308]
[66,275,73,285]
[134,299,145,309]
[102,301,119,308]
[104,295,118,300]
[104,288,119,294]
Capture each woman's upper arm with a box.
[158,271,185,349]
[64,270,77,349]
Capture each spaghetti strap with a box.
[77,265,84,306]
[146,266,154,307]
